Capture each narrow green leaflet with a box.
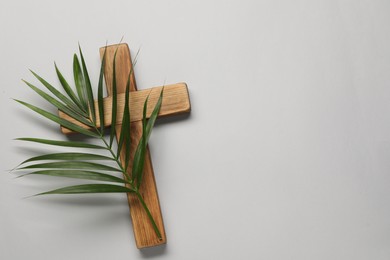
[22,80,94,127]
[36,184,134,195]
[15,99,99,138]
[132,94,149,184]
[145,88,164,140]
[117,75,130,157]
[16,138,107,149]
[19,161,121,172]
[123,54,138,171]
[19,152,113,165]
[79,46,96,123]
[98,47,107,133]
[73,54,88,110]
[22,170,126,183]
[110,50,118,147]
[53,64,85,113]
[124,77,131,171]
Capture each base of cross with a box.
[58,43,191,248]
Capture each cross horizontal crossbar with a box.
[59,83,190,134]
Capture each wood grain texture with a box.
[101,44,166,248]
[59,83,190,134]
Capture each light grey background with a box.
[1,0,390,259]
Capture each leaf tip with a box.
[8,165,20,173]
[23,193,38,199]
[14,174,26,179]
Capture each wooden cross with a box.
[58,43,191,248]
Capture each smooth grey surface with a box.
[1,0,390,259]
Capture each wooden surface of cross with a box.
[59,43,191,248]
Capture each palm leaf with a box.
[145,88,164,140]
[35,184,134,195]
[16,138,107,149]
[79,45,96,123]
[21,170,126,183]
[110,50,118,147]
[124,77,131,171]
[117,75,130,157]
[98,47,107,133]
[15,45,165,239]
[73,54,88,110]
[120,54,138,171]
[19,153,113,165]
[132,94,149,184]
[19,161,121,172]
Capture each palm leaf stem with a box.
[82,121,130,181]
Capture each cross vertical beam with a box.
[100,44,166,248]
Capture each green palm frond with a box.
[36,184,135,196]
[19,152,114,165]
[14,45,163,239]
[98,46,107,133]
[21,170,126,184]
[109,49,118,147]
